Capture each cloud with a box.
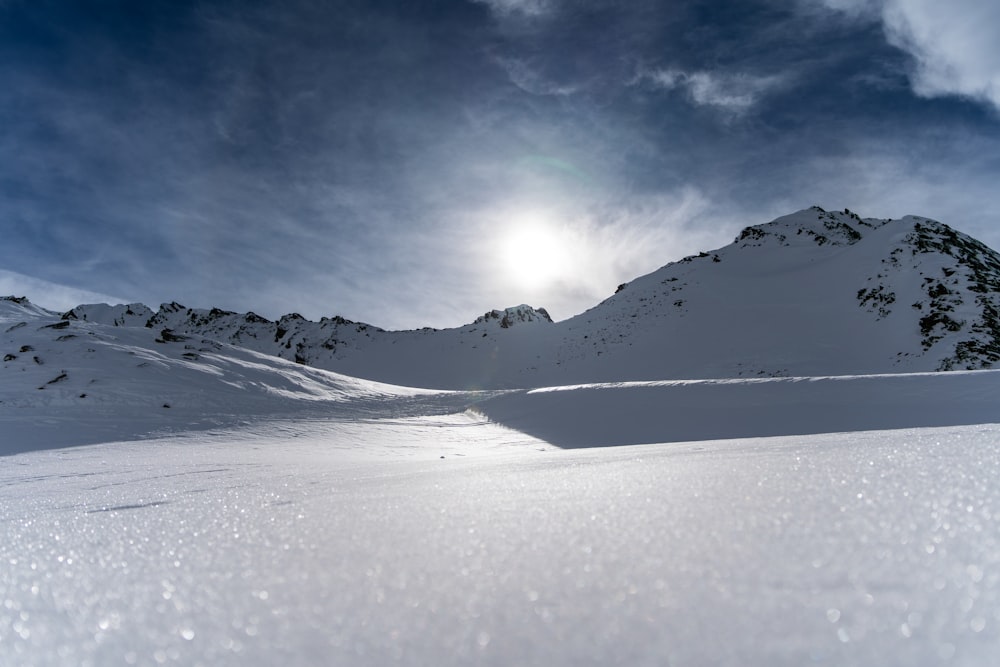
[471,0,557,17]
[494,57,582,96]
[813,0,881,17]
[4,0,999,332]
[822,0,1000,110]
[466,186,739,321]
[0,269,126,312]
[637,68,787,113]
[0,1,529,328]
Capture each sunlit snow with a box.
[4,421,1000,666]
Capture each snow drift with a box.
[477,371,1000,447]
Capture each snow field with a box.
[2,423,1000,666]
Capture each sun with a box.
[500,214,572,290]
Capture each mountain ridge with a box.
[11,206,1000,388]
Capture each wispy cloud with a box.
[812,0,881,18]
[0,269,125,312]
[465,186,734,322]
[470,0,557,18]
[637,68,788,114]
[494,57,582,96]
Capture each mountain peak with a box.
[734,206,891,250]
[2,295,58,323]
[62,303,154,327]
[473,305,553,328]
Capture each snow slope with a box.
[7,292,1000,453]
[547,208,1000,382]
[3,424,1000,666]
[0,295,495,454]
[60,207,1000,389]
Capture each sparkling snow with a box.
[2,422,1000,666]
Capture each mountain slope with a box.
[55,207,1000,388]
[0,296,478,451]
[547,207,1000,383]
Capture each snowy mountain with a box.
[0,294,484,452]
[54,207,1000,388]
[61,299,558,389]
[6,287,1000,452]
[558,206,1000,382]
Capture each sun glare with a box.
[500,214,573,290]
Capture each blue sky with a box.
[2,0,1000,328]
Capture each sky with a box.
[2,0,1000,329]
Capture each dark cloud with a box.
[1,0,999,328]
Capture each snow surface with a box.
[3,310,1000,665]
[3,423,1000,666]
